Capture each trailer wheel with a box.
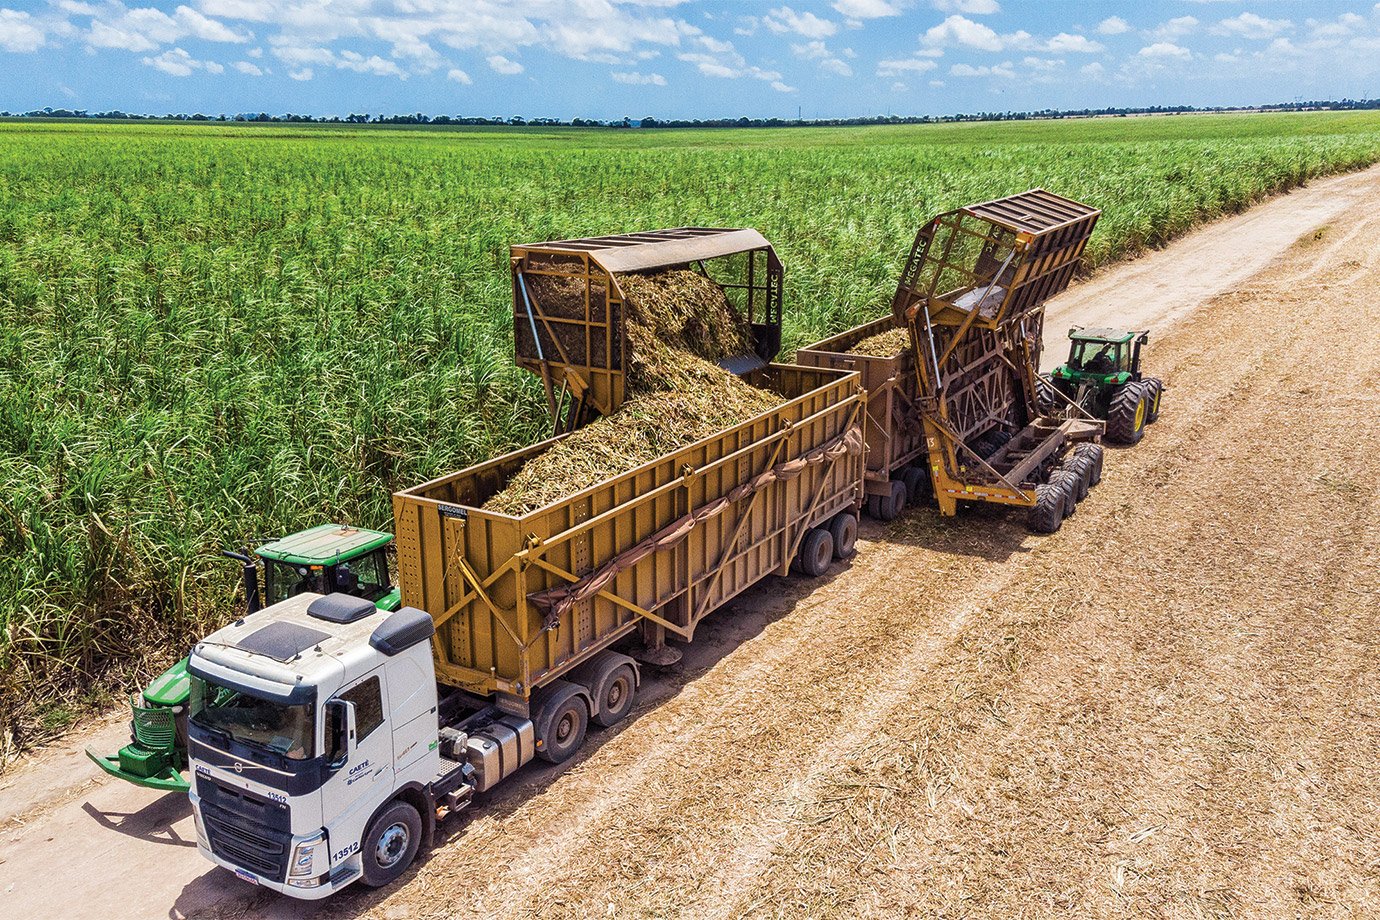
[1106,382,1147,445]
[534,682,589,764]
[1058,455,1090,501]
[828,512,858,560]
[590,663,637,728]
[796,527,835,578]
[1143,377,1164,424]
[1073,444,1104,486]
[874,480,907,522]
[1027,481,1066,534]
[360,800,423,888]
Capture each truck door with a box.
[321,672,392,867]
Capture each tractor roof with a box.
[513,227,774,274]
[1070,327,1136,344]
[256,524,393,566]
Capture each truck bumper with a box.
[195,839,357,900]
[84,747,189,793]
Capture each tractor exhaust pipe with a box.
[220,548,261,614]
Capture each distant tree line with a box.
[5,98,1380,128]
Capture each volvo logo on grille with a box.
[233,762,244,774]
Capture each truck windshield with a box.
[190,677,316,760]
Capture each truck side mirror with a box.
[325,699,357,770]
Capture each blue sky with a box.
[2,1,1379,119]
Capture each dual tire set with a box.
[1027,444,1105,534]
[793,510,860,578]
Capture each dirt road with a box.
[3,164,1379,919]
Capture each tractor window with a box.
[264,560,325,605]
[1071,341,1118,374]
[332,550,389,600]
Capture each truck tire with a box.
[795,527,834,578]
[534,682,589,764]
[901,466,929,506]
[1143,377,1164,424]
[1073,444,1104,486]
[874,479,907,522]
[360,800,423,888]
[590,663,637,728]
[828,512,858,560]
[1105,382,1147,446]
[1027,481,1066,534]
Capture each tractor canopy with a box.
[256,523,393,566]
[1068,327,1136,345]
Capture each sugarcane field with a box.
[4,4,1380,918]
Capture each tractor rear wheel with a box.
[1027,481,1066,534]
[1073,444,1105,486]
[1106,382,1147,445]
[1035,374,1056,415]
[1142,377,1164,423]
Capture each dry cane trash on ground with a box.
[484,269,780,515]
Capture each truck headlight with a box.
[290,831,326,878]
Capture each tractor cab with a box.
[1054,327,1145,385]
[87,523,400,793]
[1045,326,1164,446]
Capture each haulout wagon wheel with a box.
[1106,382,1147,446]
[1057,454,1090,501]
[1073,444,1104,486]
[1050,469,1079,517]
[1027,480,1067,534]
[901,465,929,506]
[870,479,907,522]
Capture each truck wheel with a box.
[534,682,589,764]
[1143,377,1164,423]
[796,527,834,578]
[875,479,907,522]
[1027,481,1066,534]
[361,800,423,888]
[590,663,637,728]
[1073,444,1104,486]
[901,466,929,505]
[1105,382,1147,446]
[828,512,858,560]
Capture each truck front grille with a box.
[199,777,292,882]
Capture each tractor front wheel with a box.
[1106,382,1148,445]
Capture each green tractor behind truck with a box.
[85,524,400,792]
[1044,326,1165,445]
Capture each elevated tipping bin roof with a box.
[515,227,774,274]
[963,188,1100,238]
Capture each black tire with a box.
[874,479,906,522]
[534,682,589,764]
[1050,470,1079,517]
[1073,444,1104,486]
[864,494,882,520]
[901,466,928,505]
[1105,382,1147,445]
[796,527,834,577]
[1027,481,1065,534]
[583,657,637,729]
[1142,377,1164,424]
[1059,455,1090,501]
[828,512,858,560]
[360,800,423,888]
[1035,374,1056,415]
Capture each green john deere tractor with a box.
[85,524,401,792]
[1044,326,1164,446]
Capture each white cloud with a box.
[820,56,851,75]
[175,6,249,43]
[832,0,900,18]
[272,44,334,66]
[1045,33,1103,53]
[764,6,838,39]
[447,67,472,84]
[950,60,1015,78]
[232,59,260,75]
[791,39,852,75]
[678,35,783,83]
[1150,16,1198,39]
[612,70,666,84]
[922,14,1009,52]
[1309,13,1364,39]
[1211,12,1292,40]
[1137,41,1191,60]
[1096,16,1130,36]
[487,53,524,74]
[288,67,311,80]
[337,49,403,77]
[195,0,275,22]
[933,0,1001,14]
[770,79,796,92]
[85,3,249,53]
[142,46,223,77]
[0,8,45,52]
[877,55,939,76]
[1081,61,1105,77]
